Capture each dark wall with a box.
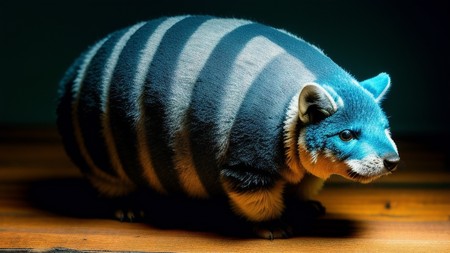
[1,0,448,137]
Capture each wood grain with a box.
[0,128,449,252]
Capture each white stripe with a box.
[72,38,108,99]
[133,16,189,193]
[101,23,146,112]
[375,81,390,103]
[72,37,133,196]
[133,16,189,97]
[215,36,286,160]
[385,128,398,154]
[165,18,251,197]
[101,22,145,185]
[167,18,251,131]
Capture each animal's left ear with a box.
[360,72,391,102]
[298,83,338,124]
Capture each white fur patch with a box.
[282,92,306,183]
[283,93,301,165]
[296,129,319,165]
[310,151,319,164]
[346,154,387,181]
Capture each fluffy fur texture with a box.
[57,15,399,239]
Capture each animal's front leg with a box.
[221,168,290,239]
[287,173,326,219]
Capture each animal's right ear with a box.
[360,72,391,103]
[298,83,338,124]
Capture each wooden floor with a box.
[1,128,449,252]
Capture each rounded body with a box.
[57,16,398,235]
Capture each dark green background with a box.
[1,0,448,137]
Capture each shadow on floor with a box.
[26,177,362,238]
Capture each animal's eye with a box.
[339,130,354,141]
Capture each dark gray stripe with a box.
[228,53,304,171]
[143,16,213,194]
[188,23,270,196]
[108,19,167,187]
[77,29,128,177]
[57,54,90,174]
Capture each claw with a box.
[127,210,135,222]
[253,220,293,239]
[114,209,145,222]
[114,209,125,222]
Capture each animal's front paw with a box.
[304,200,326,217]
[253,220,293,240]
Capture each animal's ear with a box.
[298,83,337,124]
[360,72,391,102]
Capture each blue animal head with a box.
[297,73,399,183]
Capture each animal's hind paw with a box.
[253,220,293,240]
[114,208,145,222]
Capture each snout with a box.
[383,154,400,172]
[344,153,399,183]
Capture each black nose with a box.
[383,155,400,172]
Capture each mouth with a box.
[346,169,389,183]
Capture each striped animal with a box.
[57,15,400,239]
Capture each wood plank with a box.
[0,128,449,252]
[1,220,449,252]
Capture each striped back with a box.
[57,15,344,198]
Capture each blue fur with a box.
[303,75,396,161]
[360,72,391,101]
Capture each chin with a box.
[345,169,386,184]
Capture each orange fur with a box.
[299,146,349,180]
[224,180,286,222]
[173,130,209,198]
